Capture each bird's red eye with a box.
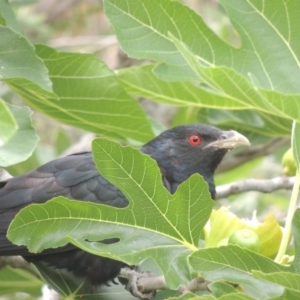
[189,134,201,146]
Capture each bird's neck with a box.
[141,145,219,199]
[162,159,217,198]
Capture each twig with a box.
[215,176,294,199]
[137,275,167,292]
[217,137,289,173]
[119,267,210,299]
[178,277,210,294]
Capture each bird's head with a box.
[141,124,250,198]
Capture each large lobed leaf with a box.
[105,0,300,92]
[7,137,300,297]
[8,138,214,288]
[107,0,300,123]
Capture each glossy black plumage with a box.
[0,124,249,286]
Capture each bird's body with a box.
[0,152,128,285]
[0,124,249,286]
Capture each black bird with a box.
[0,124,249,286]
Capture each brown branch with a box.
[216,176,294,199]
[178,277,210,294]
[118,268,210,299]
[217,137,289,173]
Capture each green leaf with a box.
[0,26,52,92]
[171,107,201,127]
[253,271,300,296]
[170,33,300,122]
[105,0,300,94]
[0,103,39,167]
[219,0,300,93]
[201,109,292,137]
[190,245,286,298]
[0,0,22,33]
[5,149,40,176]
[106,0,300,122]
[208,281,239,298]
[167,293,202,300]
[8,138,214,288]
[8,45,154,143]
[117,65,246,109]
[0,99,18,146]
[0,266,43,297]
[117,63,292,136]
[104,0,199,81]
[167,292,255,300]
[277,289,300,300]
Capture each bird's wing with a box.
[0,152,128,255]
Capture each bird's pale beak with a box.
[206,130,250,149]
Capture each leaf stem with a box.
[275,170,300,263]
